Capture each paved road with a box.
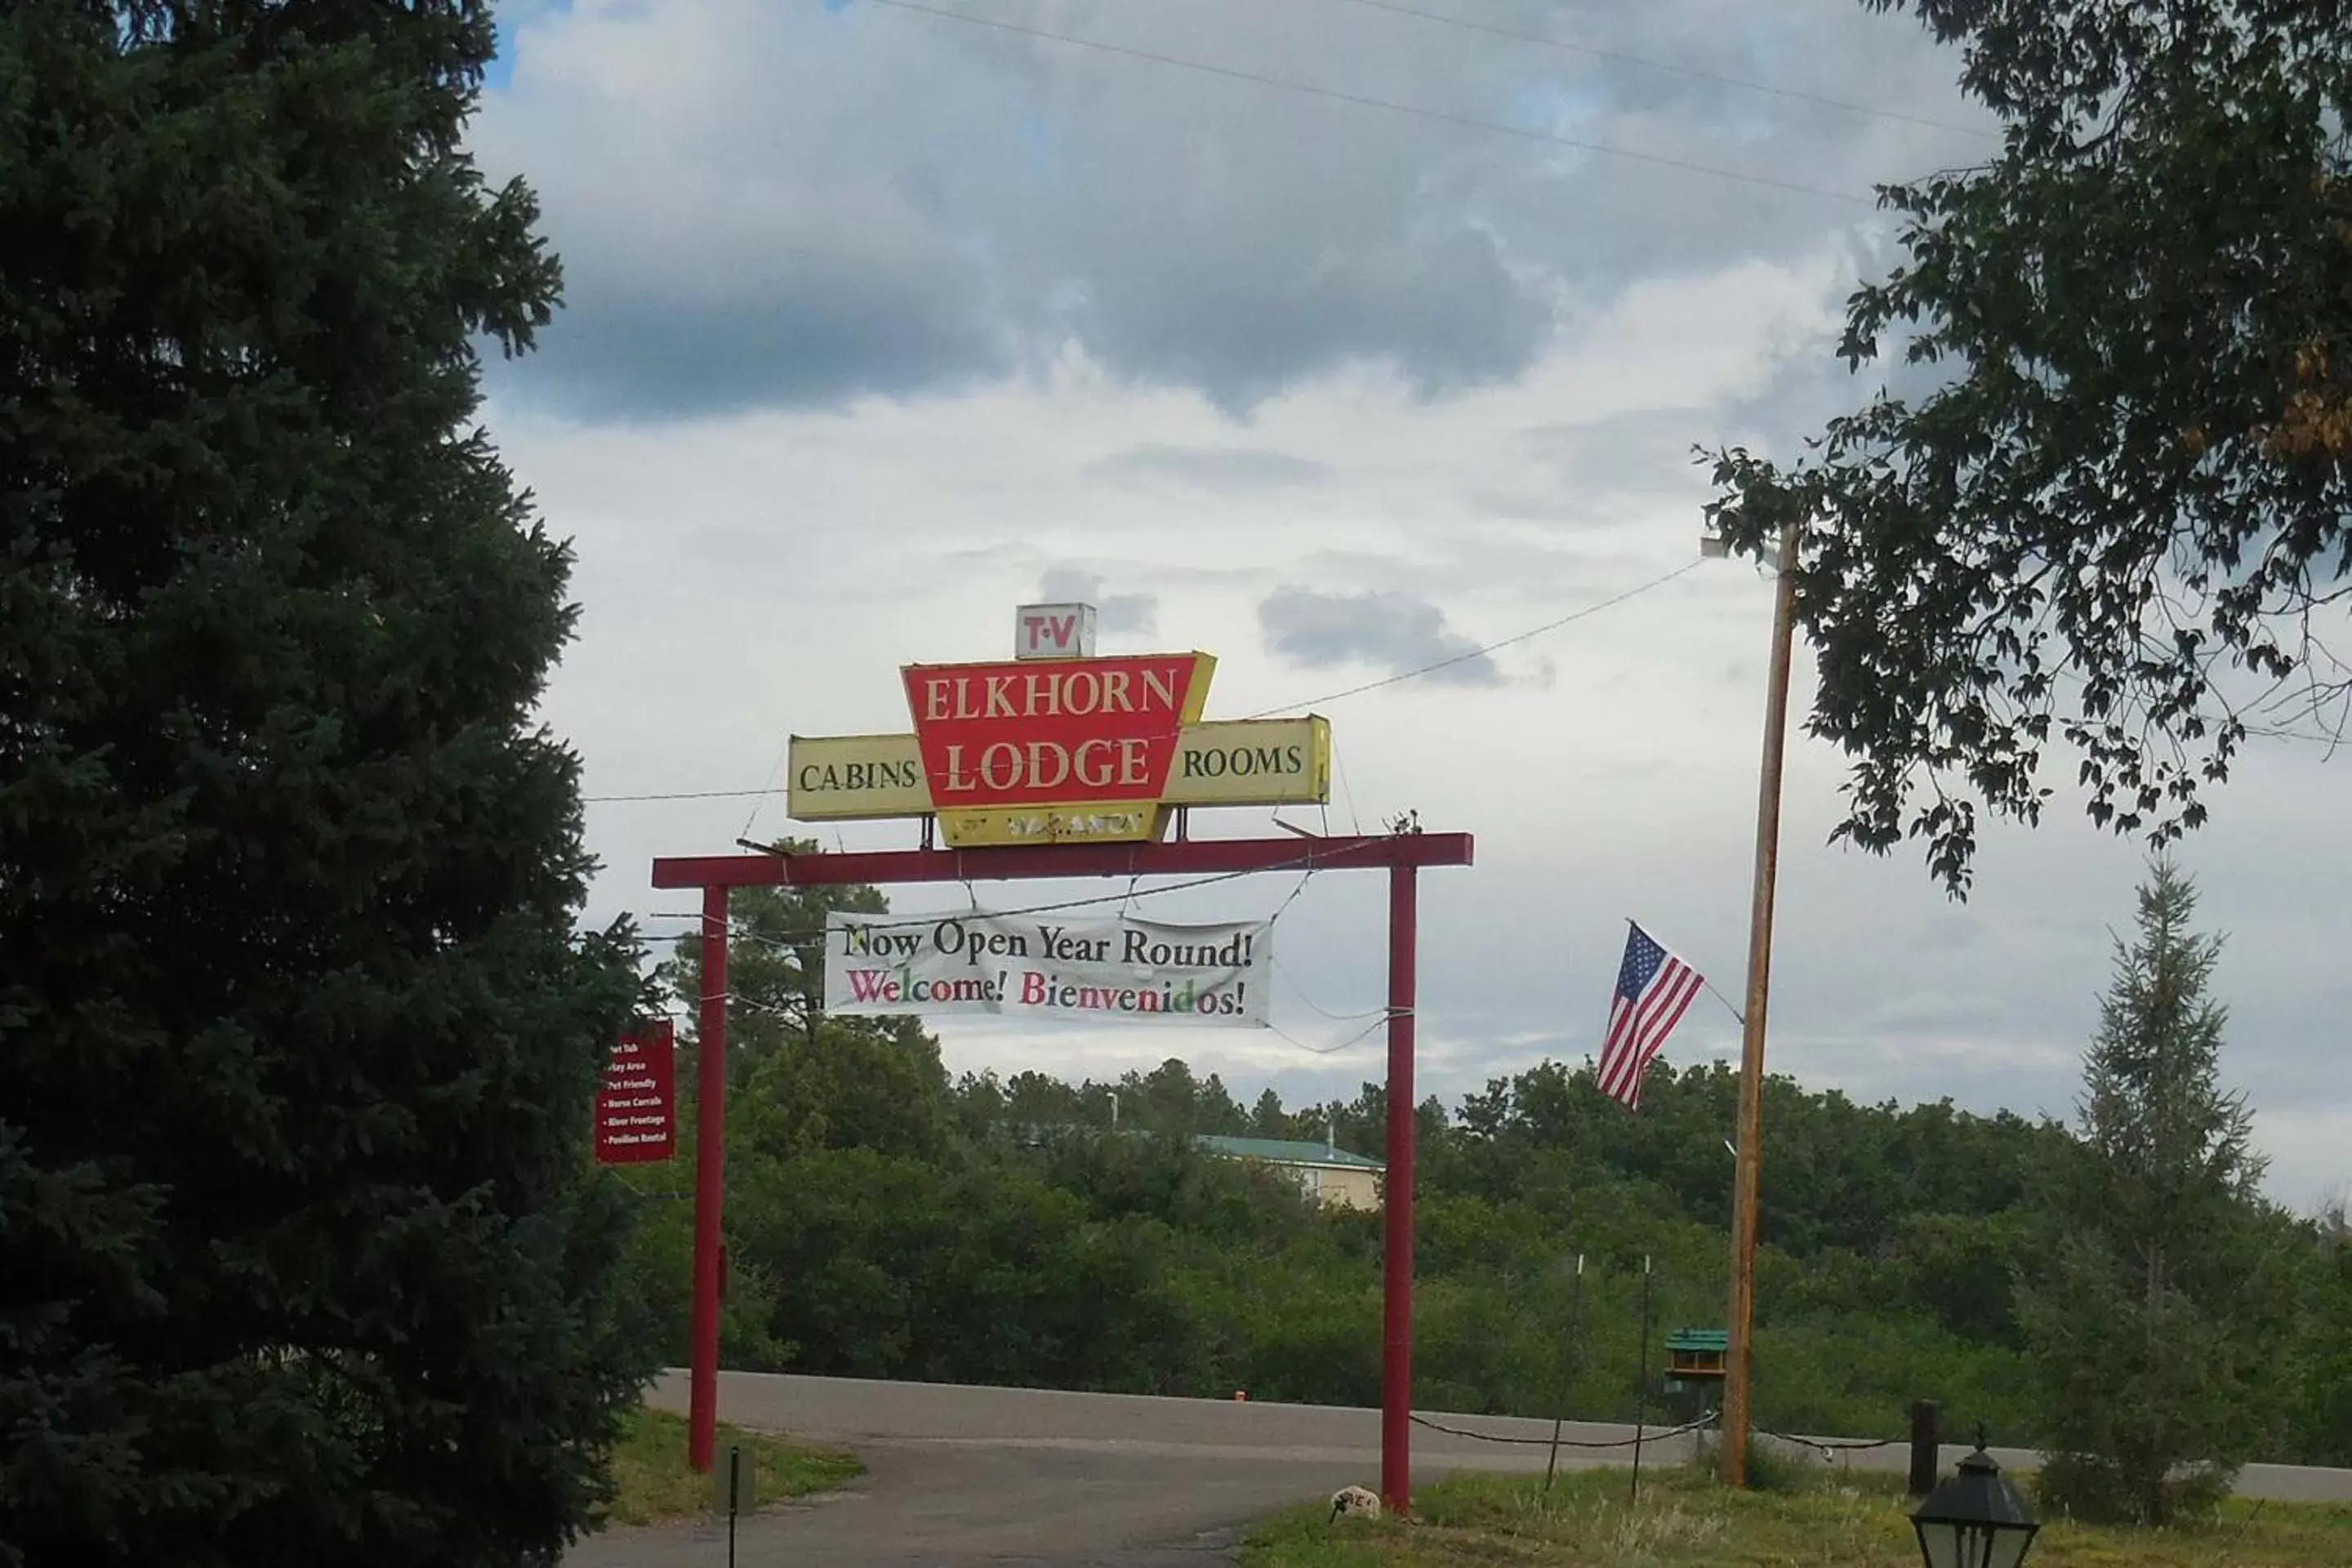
[569,1371,2352,1566]
[569,1372,1705,1566]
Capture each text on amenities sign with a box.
[594,1019,675,1165]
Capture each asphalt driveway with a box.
[567,1370,2352,1566]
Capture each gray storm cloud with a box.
[472,0,1988,421]
[1036,568,1157,636]
[1258,586,1501,686]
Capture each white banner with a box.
[823,909,1269,1027]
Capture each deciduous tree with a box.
[1708,0,2352,893]
[662,855,953,1159]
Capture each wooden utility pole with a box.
[1380,859,1420,1516]
[1719,519,1799,1488]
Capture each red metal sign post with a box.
[651,831,1471,1510]
[686,882,729,1472]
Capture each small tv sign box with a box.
[1015,603,1097,660]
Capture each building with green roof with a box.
[1194,1133,1385,1210]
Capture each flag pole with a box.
[1720,517,1800,1489]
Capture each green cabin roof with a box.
[1666,1329,1730,1352]
[1194,1134,1384,1169]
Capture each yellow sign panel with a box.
[788,717,1330,826]
[935,801,1167,849]
[786,733,932,821]
[1165,717,1331,807]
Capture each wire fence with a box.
[1410,1410,1718,1450]
[1410,1409,1905,1459]
[1762,1429,1899,1456]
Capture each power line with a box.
[651,979,1392,1053]
[1266,1013,1392,1055]
[738,728,800,841]
[577,11,1902,815]
[586,786,781,804]
[633,861,1399,1047]
[1331,739,1364,835]
[1275,955,1391,1022]
[1313,0,1995,141]
[582,561,1701,804]
[1242,559,1704,717]
[856,0,1875,207]
[628,848,1339,947]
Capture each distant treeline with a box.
[617,874,2351,1463]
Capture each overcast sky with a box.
[473,0,2348,1210]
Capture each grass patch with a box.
[602,1405,862,1526]
[1686,1433,1820,1495]
[1241,1466,2352,1566]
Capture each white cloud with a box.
[479,2,2345,1209]
[472,0,1980,416]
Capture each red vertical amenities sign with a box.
[595,1018,676,1164]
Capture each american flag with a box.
[1597,923,1704,1108]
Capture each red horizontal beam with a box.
[652,832,1473,889]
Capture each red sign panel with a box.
[595,1018,675,1165]
[902,653,1215,809]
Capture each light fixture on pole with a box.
[1909,1437,2039,1568]
[1697,516,1799,1488]
[1699,531,1787,572]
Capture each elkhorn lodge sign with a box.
[789,602,1330,846]
[904,651,1210,844]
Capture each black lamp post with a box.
[1909,1437,2039,1568]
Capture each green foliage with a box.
[1686,1434,1821,1495]
[621,866,2351,1474]
[2018,865,2296,1523]
[0,2,651,1565]
[2288,1227,2352,1464]
[1705,0,2352,893]
[602,1408,859,1526]
[665,855,953,1159]
[1242,1468,2352,1568]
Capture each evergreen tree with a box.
[2016,864,2295,1522]
[661,856,953,1160]
[662,839,887,1069]
[0,3,649,1564]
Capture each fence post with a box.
[1907,1400,1941,1497]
